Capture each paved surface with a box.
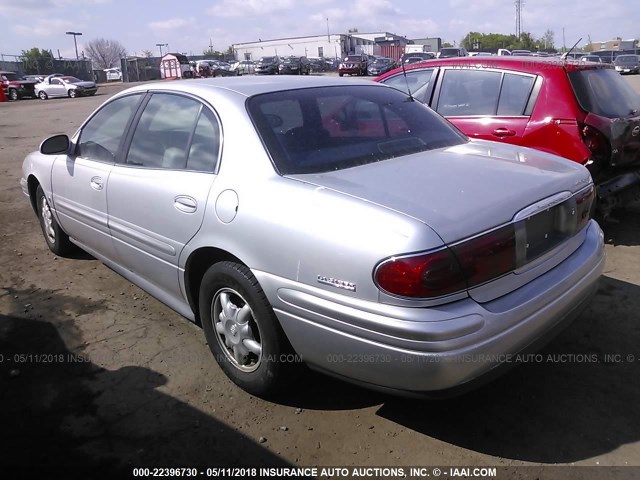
[1,75,640,477]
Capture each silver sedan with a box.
[35,75,98,99]
[21,77,604,397]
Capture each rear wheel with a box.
[199,261,298,397]
[35,185,76,256]
[8,89,18,101]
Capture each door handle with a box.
[493,128,517,138]
[174,195,197,214]
[90,176,104,190]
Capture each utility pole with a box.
[514,0,524,41]
[327,18,330,42]
[65,31,83,60]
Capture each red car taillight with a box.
[580,124,609,160]
[575,184,595,231]
[375,225,516,299]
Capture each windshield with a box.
[569,68,640,118]
[61,77,82,83]
[345,56,363,62]
[247,85,467,175]
[615,55,639,65]
[373,59,391,65]
[260,57,276,63]
[439,49,460,56]
[2,72,19,81]
[284,57,300,64]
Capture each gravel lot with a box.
[1,75,640,478]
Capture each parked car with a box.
[338,54,369,76]
[105,68,122,81]
[35,75,98,99]
[404,56,427,65]
[278,56,311,75]
[438,47,468,58]
[399,52,436,64]
[231,60,256,75]
[367,57,396,76]
[255,56,281,75]
[614,54,640,74]
[308,57,326,72]
[0,71,37,100]
[376,56,640,219]
[579,55,603,63]
[511,49,533,56]
[21,77,604,397]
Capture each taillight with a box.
[374,248,466,298]
[575,184,595,231]
[580,124,609,160]
[374,226,516,299]
[451,225,516,289]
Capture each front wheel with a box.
[68,89,77,98]
[35,185,76,256]
[38,90,48,100]
[199,261,298,397]
[8,89,18,101]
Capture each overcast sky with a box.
[0,0,637,59]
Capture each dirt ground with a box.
[1,77,640,479]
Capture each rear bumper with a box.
[259,220,605,394]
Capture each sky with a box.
[0,0,637,59]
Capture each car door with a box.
[432,68,537,145]
[46,78,67,97]
[107,92,221,304]
[50,93,143,262]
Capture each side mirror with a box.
[40,134,70,155]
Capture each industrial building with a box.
[232,32,412,61]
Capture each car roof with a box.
[377,55,613,80]
[119,76,383,99]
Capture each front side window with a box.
[381,69,434,102]
[248,85,466,175]
[77,94,142,163]
[126,93,220,171]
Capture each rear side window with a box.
[569,68,640,118]
[497,73,535,115]
[437,69,502,116]
[248,85,466,175]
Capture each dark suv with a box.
[1,71,37,100]
[376,57,640,218]
[338,54,369,76]
[255,56,281,75]
[278,56,311,75]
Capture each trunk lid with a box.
[584,112,640,168]
[289,140,591,244]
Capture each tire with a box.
[339,73,343,77]
[35,185,76,256]
[38,90,48,100]
[68,89,77,98]
[8,89,18,101]
[199,261,298,397]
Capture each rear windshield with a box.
[568,68,640,118]
[439,49,461,56]
[247,85,467,175]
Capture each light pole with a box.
[156,43,168,57]
[66,31,82,60]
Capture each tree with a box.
[540,29,555,51]
[21,47,53,74]
[142,49,153,58]
[443,42,453,48]
[85,38,127,69]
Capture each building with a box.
[233,34,375,61]
[586,38,639,52]
[409,37,443,53]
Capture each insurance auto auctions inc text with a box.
[258,466,498,477]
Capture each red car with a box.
[376,57,640,218]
